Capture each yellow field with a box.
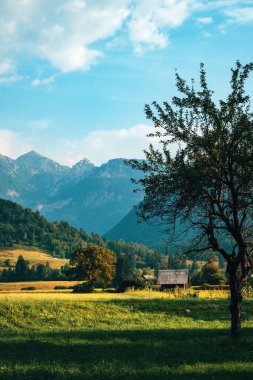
[0,247,69,269]
[0,280,80,292]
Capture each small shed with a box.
[157,269,188,289]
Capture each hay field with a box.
[0,247,69,269]
[0,280,80,292]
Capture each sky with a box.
[0,0,253,166]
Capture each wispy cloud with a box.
[225,7,253,24]
[197,16,213,24]
[33,124,176,166]
[0,75,23,84]
[0,58,15,75]
[30,119,53,129]
[31,75,56,87]
[0,57,22,84]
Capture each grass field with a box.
[0,247,69,270]
[0,291,252,379]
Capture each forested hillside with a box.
[0,199,159,269]
[0,198,91,257]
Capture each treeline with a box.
[0,255,69,282]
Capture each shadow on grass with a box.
[0,327,252,379]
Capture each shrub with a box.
[117,278,146,292]
[21,286,36,291]
[72,283,94,293]
[242,284,253,298]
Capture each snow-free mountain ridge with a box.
[0,151,142,234]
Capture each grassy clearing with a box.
[0,291,252,379]
[0,247,68,269]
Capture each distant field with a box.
[0,246,69,269]
[0,280,80,292]
[0,281,230,298]
[0,291,252,379]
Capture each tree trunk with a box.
[228,266,242,338]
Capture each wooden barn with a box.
[157,269,188,289]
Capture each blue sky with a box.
[0,0,253,165]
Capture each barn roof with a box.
[157,269,188,285]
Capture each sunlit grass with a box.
[0,291,252,379]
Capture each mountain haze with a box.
[0,152,142,234]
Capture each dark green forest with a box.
[0,198,160,266]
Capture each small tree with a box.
[15,255,29,281]
[129,61,253,337]
[70,243,116,288]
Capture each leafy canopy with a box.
[130,61,253,276]
[70,243,116,287]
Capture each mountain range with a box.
[0,151,143,235]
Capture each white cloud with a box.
[225,7,253,24]
[197,16,213,24]
[82,124,160,165]
[0,0,250,78]
[0,0,203,73]
[0,58,15,75]
[0,57,22,84]
[31,75,56,87]
[128,0,199,53]
[38,124,175,166]
[0,129,31,158]
[0,0,130,73]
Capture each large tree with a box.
[70,243,116,288]
[129,61,253,337]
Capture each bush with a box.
[21,286,36,291]
[72,283,94,293]
[242,284,253,298]
[54,285,74,290]
[117,278,146,292]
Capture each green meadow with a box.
[0,292,252,380]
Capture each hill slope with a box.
[0,198,94,258]
[104,207,167,250]
[0,247,68,270]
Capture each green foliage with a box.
[191,261,226,286]
[70,243,116,287]
[129,61,253,271]
[0,255,69,282]
[0,199,91,257]
[114,254,134,288]
[0,199,160,281]
[21,286,36,291]
[72,283,94,293]
[15,255,29,281]
[117,277,147,292]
